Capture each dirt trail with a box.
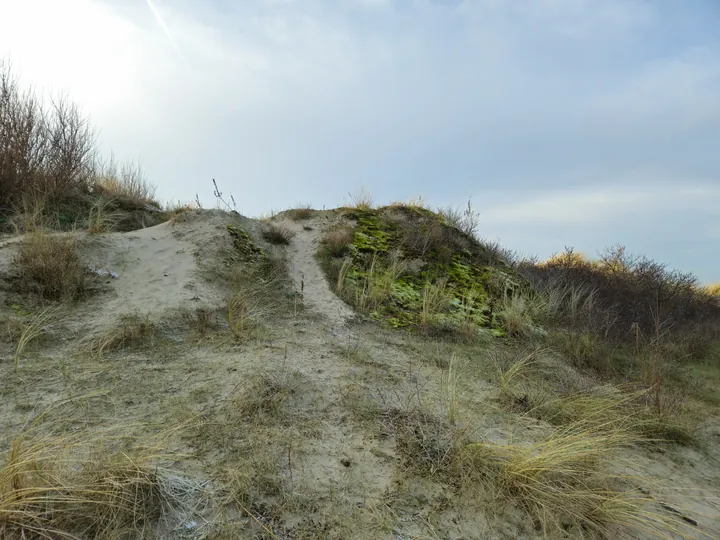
[283,218,355,334]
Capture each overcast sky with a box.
[1,0,718,282]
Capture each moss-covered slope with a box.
[319,205,527,337]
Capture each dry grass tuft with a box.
[15,230,86,300]
[87,197,122,234]
[260,222,296,245]
[321,226,355,257]
[458,423,680,537]
[348,189,374,210]
[0,424,205,540]
[95,157,157,204]
[284,205,314,221]
[420,278,452,327]
[88,314,158,357]
[13,303,63,370]
[233,365,308,426]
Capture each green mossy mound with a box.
[320,205,527,337]
[227,224,265,260]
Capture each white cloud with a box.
[478,180,720,225]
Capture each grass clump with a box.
[458,424,679,538]
[498,350,700,445]
[320,226,355,257]
[233,365,308,426]
[260,222,295,245]
[284,205,314,221]
[0,425,199,540]
[88,314,158,357]
[86,197,123,234]
[13,304,63,370]
[15,231,86,300]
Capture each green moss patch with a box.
[320,206,526,337]
[227,224,264,260]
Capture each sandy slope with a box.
[0,210,719,539]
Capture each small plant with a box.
[87,197,121,233]
[261,222,295,245]
[13,304,63,370]
[227,287,271,341]
[88,314,158,357]
[421,278,452,327]
[496,290,548,337]
[212,178,236,212]
[233,365,307,425]
[336,257,353,293]
[285,205,314,221]
[15,230,86,300]
[437,197,480,238]
[0,423,200,539]
[321,227,354,257]
[183,307,219,338]
[348,188,374,210]
[442,353,460,424]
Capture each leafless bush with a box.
[1,60,158,227]
[521,246,720,352]
[0,61,45,209]
[438,198,480,238]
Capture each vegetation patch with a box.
[319,206,526,337]
[260,222,295,245]
[14,231,87,300]
[227,224,264,260]
[0,423,205,540]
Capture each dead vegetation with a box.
[87,314,159,357]
[0,61,164,234]
[14,230,86,300]
[320,226,354,257]
[0,417,207,540]
[260,222,296,245]
[284,205,315,221]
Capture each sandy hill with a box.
[0,206,719,540]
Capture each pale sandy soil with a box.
[0,209,718,539]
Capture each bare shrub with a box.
[0,62,45,210]
[438,197,480,238]
[521,246,720,352]
[1,60,160,230]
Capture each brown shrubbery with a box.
[520,246,720,358]
[0,60,162,232]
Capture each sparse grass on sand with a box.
[13,303,63,370]
[284,205,315,221]
[87,314,159,357]
[497,350,701,445]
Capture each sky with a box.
[1,0,719,282]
